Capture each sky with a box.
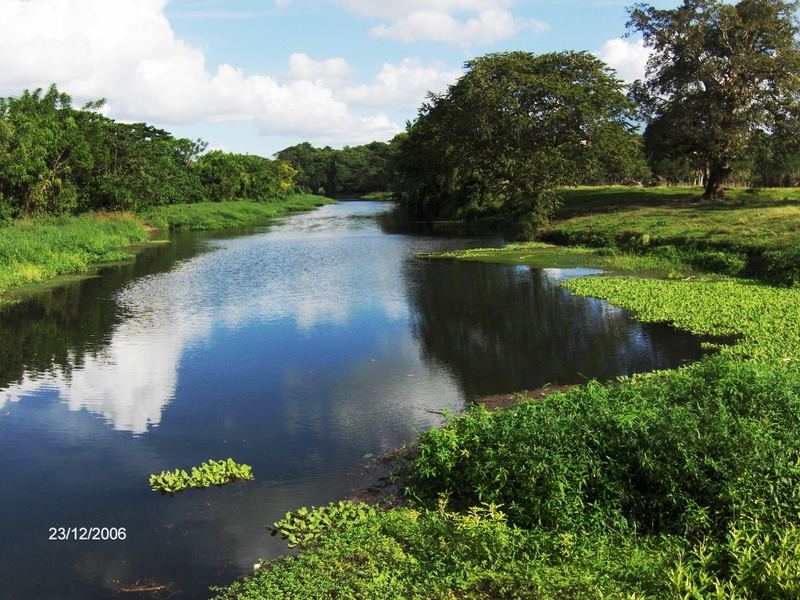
[0,0,676,156]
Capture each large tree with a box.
[629,0,800,198]
[393,51,641,236]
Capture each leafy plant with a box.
[271,501,379,548]
[149,458,254,495]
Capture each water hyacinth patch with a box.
[149,458,254,494]
[563,276,800,364]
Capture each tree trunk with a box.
[703,159,731,199]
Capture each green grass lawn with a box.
[439,185,800,284]
[550,185,800,254]
[0,213,150,302]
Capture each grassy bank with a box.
[141,194,331,231]
[0,194,331,305]
[0,213,149,301]
[212,185,800,599]
[547,186,800,284]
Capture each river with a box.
[0,201,709,598]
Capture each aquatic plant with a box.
[272,501,379,548]
[564,276,800,363]
[149,458,254,494]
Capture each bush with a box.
[405,358,800,538]
[212,502,675,599]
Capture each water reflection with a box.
[407,261,708,397]
[0,202,712,599]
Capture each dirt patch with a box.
[348,446,406,506]
[472,383,573,411]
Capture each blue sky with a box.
[0,0,676,155]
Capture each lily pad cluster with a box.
[149,458,254,494]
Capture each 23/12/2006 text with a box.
[49,527,127,541]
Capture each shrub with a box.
[405,358,800,538]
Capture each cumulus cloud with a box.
[339,59,461,109]
[595,38,651,82]
[371,9,548,45]
[280,0,548,46]
[286,53,355,86]
[0,0,433,146]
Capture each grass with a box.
[432,185,800,284]
[140,194,332,231]
[548,186,800,284]
[0,213,150,302]
[428,242,700,278]
[0,194,332,306]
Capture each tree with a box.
[628,0,800,198]
[394,51,639,236]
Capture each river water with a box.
[0,201,709,598]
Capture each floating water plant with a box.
[149,458,254,494]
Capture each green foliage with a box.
[761,246,800,287]
[140,194,331,232]
[194,151,296,202]
[213,502,675,599]
[0,84,299,218]
[564,276,800,363]
[629,0,800,197]
[0,213,148,300]
[275,141,393,197]
[672,517,800,598]
[272,501,379,548]
[149,458,254,495]
[393,51,641,235]
[406,358,800,537]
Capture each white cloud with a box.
[286,53,355,86]
[371,8,548,46]
[339,59,461,109]
[0,0,407,146]
[595,38,651,82]
[279,0,547,46]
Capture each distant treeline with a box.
[0,85,296,222]
[275,141,394,197]
[277,124,800,205]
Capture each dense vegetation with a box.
[391,51,645,236]
[275,141,394,197]
[384,0,800,232]
[629,0,800,198]
[0,85,297,222]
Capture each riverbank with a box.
[0,194,331,306]
[212,185,800,599]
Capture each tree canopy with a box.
[0,85,297,221]
[629,0,800,198]
[393,51,644,236]
[275,141,394,197]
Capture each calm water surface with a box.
[0,202,709,598]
